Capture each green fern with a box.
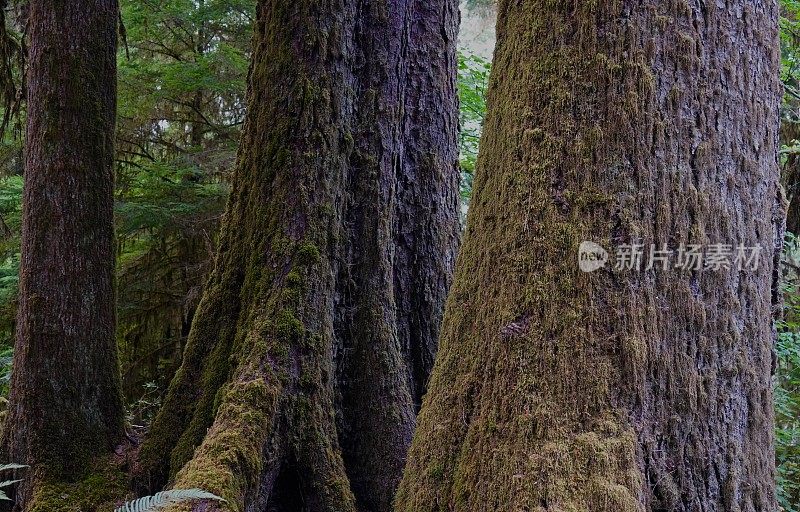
[115,489,225,512]
[0,463,26,501]
[0,464,26,472]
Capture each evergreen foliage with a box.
[457,51,490,202]
[115,0,253,403]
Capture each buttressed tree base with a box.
[136,1,461,511]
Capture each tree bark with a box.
[135,1,460,511]
[0,0,124,509]
[398,1,782,512]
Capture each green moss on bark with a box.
[169,379,279,511]
[137,1,461,510]
[398,0,780,511]
[26,458,130,512]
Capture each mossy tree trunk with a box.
[0,0,125,509]
[398,1,782,511]
[135,1,460,511]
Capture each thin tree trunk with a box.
[0,0,124,510]
[782,121,800,234]
[135,1,460,510]
[398,1,782,511]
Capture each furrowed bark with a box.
[135,1,460,511]
[0,0,125,510]
[398,1,781,511]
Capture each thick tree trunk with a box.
[398,2,782,512]
[0,0,124,510]
[135,1,460,511]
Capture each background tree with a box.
[115,0,252,406]
[135,0,461,511]
[776,2,800,498]
[0,0,256,415]
[781,1,800,234]
[0,0,125,509]
[398,1,783,511]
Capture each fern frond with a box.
[0,479,21,488]
[0,464,26,502]
[115,489,225,512]
[0,464,26,473]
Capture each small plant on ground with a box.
[0,463,27,502]
[114,489,225,512]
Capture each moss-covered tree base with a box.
[135,1,461,511]
[19,456,132,512]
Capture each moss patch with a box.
[27,457,130,512]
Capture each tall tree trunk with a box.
[398,2,782,512]
[0,0,124,510]
[135,1,460,511]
